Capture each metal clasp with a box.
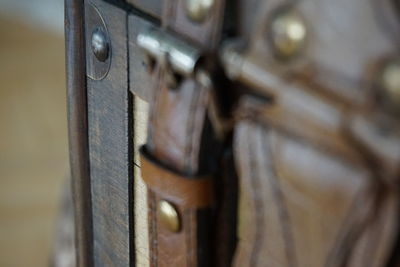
[136,25,201,78]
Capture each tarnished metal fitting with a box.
[185,0,214,23]
[91,28,109,62]
[269,6,307,60]
[136,25,201,77]
[85,2,111,80]
[158,200,180,232]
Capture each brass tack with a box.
[185,0,214,23]
[158,200,180,232]
[269,6,307,59]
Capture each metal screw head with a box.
[91,28,109,62]
[269,7,307,59]
[381,59,400,107]
[185,0,214,23]
[158,200,180,232]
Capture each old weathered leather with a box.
[144,71,207,267]
[233,98,399,267]
[66,0,400,266]
[137,0,226,266]
[140,147,214,208]
[139,0,400,265]
[227,0,400,266]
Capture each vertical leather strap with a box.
[141,2,225,266]
[144,69,216,267]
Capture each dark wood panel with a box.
[65,0,93,266]
[126,0,162,18]
[85,0,132,265]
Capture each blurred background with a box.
[0,0,69,266]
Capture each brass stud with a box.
[158,200,180,232]
[185,0,214,23]
[269,6,307,59]
[381,59,400,106]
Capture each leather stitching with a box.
[148,190,158,267]
[269,131,298,267]
[247,123,264,267]
[184,84,200,172]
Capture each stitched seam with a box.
[362,190,393,266]
[148,191,153,266]
[269,132,298,267]
[189,88,204,171]
[190,210,197,266]
[191,88,208,172]
[248,124,264,267]
[210,0,223,49]
[154,194,158,267]
[360,215,381,266]
[234,124,254,266]
[358,190,386,267]
[184,85,200,172]
[324,189,376,267]
[148,190,158,267]
[148,68,163,152]
[185,210,192,267]
[324,190,364,267]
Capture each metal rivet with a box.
[91,27,109,62]
[269,7,307,59]
[185,0,214,23]
[158,200,180,232]
[381,59,400,106]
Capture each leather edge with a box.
[140,146,214,208]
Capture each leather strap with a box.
[140,146,214,208]
[144,70,217,267]
[144,72,215,267]
[141,1,225,266]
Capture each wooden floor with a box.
[0,17,69,266]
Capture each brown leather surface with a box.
[239,0,398,109]
[163,0,225,49]
[146,72,210,173]
[140,0,225,266]
[144,70,213,267]
[143,60,218,267]
[133,0,400,266]
[140,147,214,208]
[233,118,399,267]
[66,0,400,264]
[228,1,400,266]
[148,190,200,267]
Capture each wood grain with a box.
[133,96,150,267]
[65,0,93,265]
[85,0,132,265]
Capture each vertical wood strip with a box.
[133,97,150,267]
[85,1,131,265]
[65,0,93,266]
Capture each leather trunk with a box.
[65,0,400,266]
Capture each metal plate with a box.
[85,2,111,80]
